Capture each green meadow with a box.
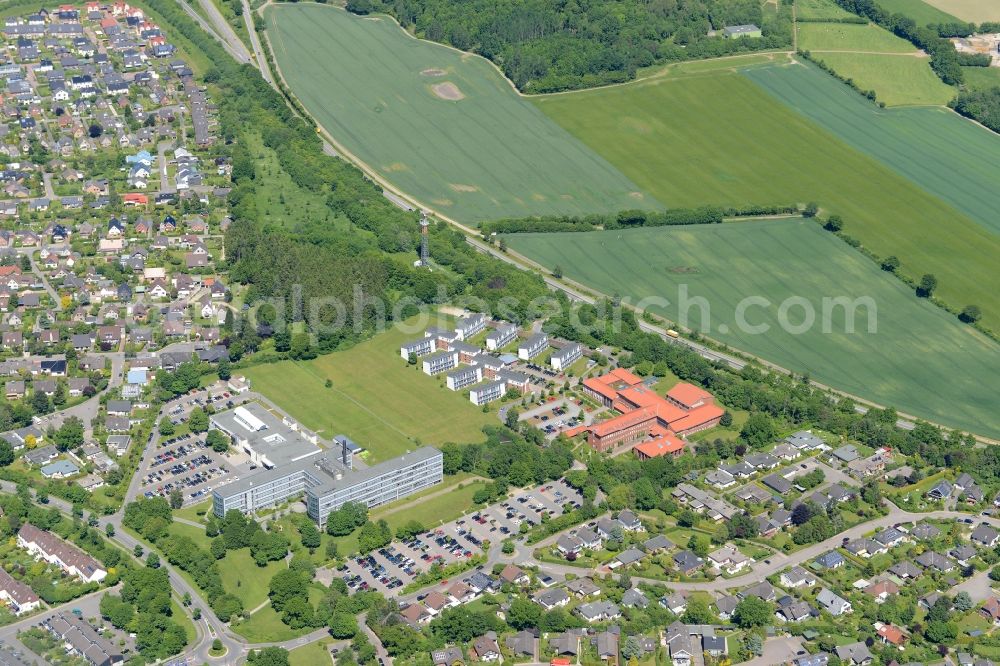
[263,3,654,223]
[241,317,496,463]
[532,59,999,330]
[797,22,917,53]
[506,221,1000,438]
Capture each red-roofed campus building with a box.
[569,371,723,454]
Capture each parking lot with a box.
[338,479,585,596]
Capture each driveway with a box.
[744,636,805,666]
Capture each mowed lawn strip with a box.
[874,0,962,24]
[372,481,488,532]
[532,62,1000,330]
[808,51,955,105]
[263,3,655,223]
[506,220,1000,438]
[218,549,287,610]
[241,319,495,463]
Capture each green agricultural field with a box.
[797,22,917,53]
[809,51,955,105]
[263,3,654,223]
[874,0,962,24]
[744,62,999,235]
[505,221,1000,438]
[918,0,1000,22]
[241,317,496,463]
[962,66,1000,90]
[534,61,1000,330]
[795,0,855,19]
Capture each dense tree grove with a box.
[952,88,1000,134]
[355,0,792,92]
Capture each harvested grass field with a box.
[263,3,653,223]
[506,221,1000,438]
[797,22,917,53]
[919,0,1000,22]
[241,317,496,463]
[533,60,1000,330]
[874,0,962,24]
[809,51,956,105]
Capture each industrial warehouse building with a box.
[211,404,443,527]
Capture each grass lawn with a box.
[962,66,1000,91]
[534,60,1000,333]
[289,640,334,666]
[242,316,497,463]
[506,220,1000,438]
[263,3,654,223]
[810,52,956,106]
[373,480,488,532]
[797,22,917,53]
[173,500,212,525]
[918,0,1000,21]
[168,521,212,550]
[795,0,856,19]
[219,549,287,610]
[875,0,962,24]
[232,604,313,642]
[170,600,197,646]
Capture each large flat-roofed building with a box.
[210,405,443,527]
[210,403,323,469]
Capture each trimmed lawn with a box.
[168,521,211,550]
[289,640,334,666]
[173,500,212,525]
[797,22,917,53]
[809,52,956,106]
[507,221,1000,438]
[170,600,197,645]
[242,316,497,463]
[232,604,313,642]
[264,3,653,223]
[219,549,287,610]
[373,480,489,532]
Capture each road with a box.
[176,0,251,64]
[193,0,252,64]
[242,0,273,85]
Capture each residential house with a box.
[817,589,852,616]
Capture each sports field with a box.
[874,0,962,24]
[797,23,916,53]
[505,221,1000,438]
[263,3,654,223]
[533,61,1000,330]
[241,318,496,463]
